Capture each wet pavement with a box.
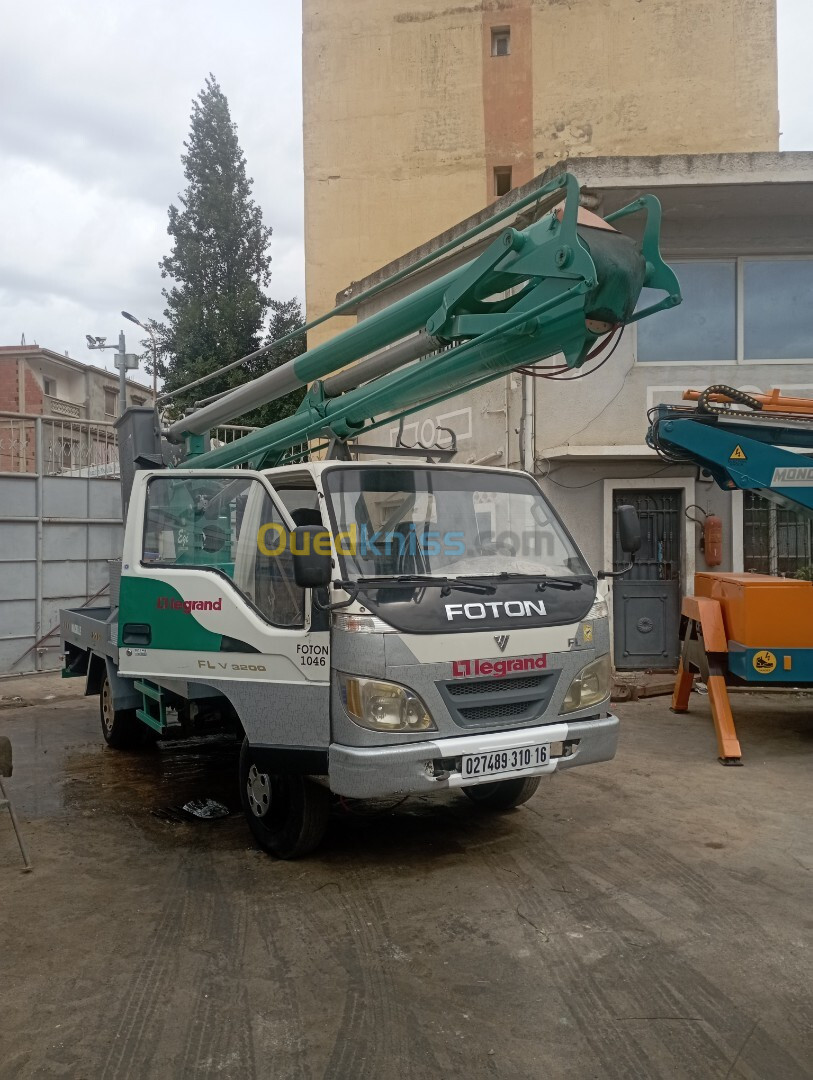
[0,684,811,1079]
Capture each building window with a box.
[104,388,118,417]
[132,395,146,406]
[637,260,737,363]
[637,257,813,364]
[493,166,512,198]
[743,493,813,577]
[43,377,55,397]
[491,27,510,56]
[743,259,813,360]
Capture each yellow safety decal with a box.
[583,624,593,643]
[730,445,747,461]
[752,650,776,674]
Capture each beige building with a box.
[303,0,779,345]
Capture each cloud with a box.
[0,0,304,366]
[778,0,813,149]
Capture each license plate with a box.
[461,743,550,781]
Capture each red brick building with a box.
[0,346,154,473]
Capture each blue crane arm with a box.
[647,401,813,513]
[176,171,680,470]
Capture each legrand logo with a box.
[444,600,547,622]
[772,467,813,487]
[156,597,222,613]
[452,655,547,678]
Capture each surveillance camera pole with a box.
[86,329,132,416]
[117,330,127,415]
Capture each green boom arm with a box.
[176,172,680,470]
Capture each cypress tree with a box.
[156,75,297,423]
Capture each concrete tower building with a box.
[303,0,779,343]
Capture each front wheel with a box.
[100,673,147,750]
[239,739,331,859]
[462,775,541,810]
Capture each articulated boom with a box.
[648,386,813,512]
[169,172,679,472]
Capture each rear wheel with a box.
[239,738,331,859]
[99,673,147,750]
[463,775,541,810]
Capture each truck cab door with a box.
[119,470,330,752]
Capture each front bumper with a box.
[327,712,619,798]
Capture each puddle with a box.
[62,734,242,844]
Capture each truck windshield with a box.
[322,467,590,582]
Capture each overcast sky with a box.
[0,1,810,384]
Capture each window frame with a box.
[634,254,813,367]
[491,27,511,57]
[139,470,316,632]
[493,166,512,198]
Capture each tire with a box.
[239,738,331,859]
[99,672,147,750]
[462,775,541,810]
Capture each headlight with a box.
[338,674,437,732]
[561,655,611,713]
[332,613,395,633]
[586,595,608,619]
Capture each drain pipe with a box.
[521,373,535,474]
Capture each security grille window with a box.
[104,389,118,417]
[494,166,512,198]
[637,257,813,363]
[491,28,510,56]
[743,492,813,577]
[59,438,78,470]
[142,476,305,628]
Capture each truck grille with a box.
[446,674,546,697]
[437,670,559,729]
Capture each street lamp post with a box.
[121,311,158,402]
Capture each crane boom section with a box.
[178,172,679,470]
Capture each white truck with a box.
[60,173,678,856]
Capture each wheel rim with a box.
[246,764,272,818]
[101,680,114,734]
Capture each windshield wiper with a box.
[347,574,496,596]
[493,572,586,592]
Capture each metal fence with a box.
[0,413,262,674]
[0,413,258,478]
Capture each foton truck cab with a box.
[63,459,638,857]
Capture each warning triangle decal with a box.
[730,445,747,461]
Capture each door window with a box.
[142,475,305,629]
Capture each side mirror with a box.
[291,525,332,588]
[617,505,641,557]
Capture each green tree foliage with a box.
[240,297,307,429]
[155,75,305,427]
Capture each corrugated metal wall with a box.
[0,416,122,674]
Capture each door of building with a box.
[612,489,681,670]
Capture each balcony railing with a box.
[42,394,85,420]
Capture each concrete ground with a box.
[0,675,811,1080]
